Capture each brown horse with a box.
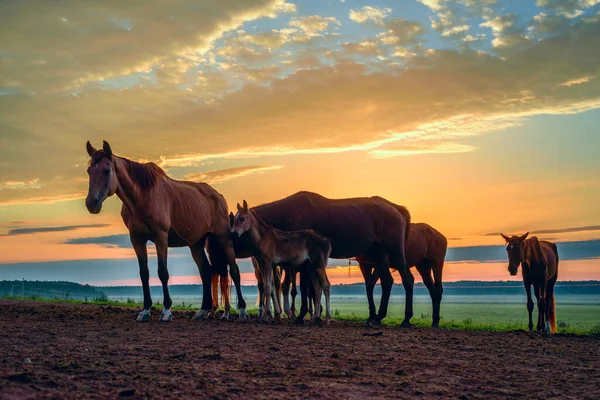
[232,200,332,324]
[502,232,559,334]
[85,141,249,322]
[359,223,447,327]
[230,191,412,327]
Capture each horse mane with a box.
[90,150,166,192]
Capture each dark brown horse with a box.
[229,191,413,327]
[502,232,559,334]
[339,222,447,327]
[85,141,249,322]
[232,200,332,324]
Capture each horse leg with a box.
[533,284,543,332]
[256,273,265,319]
[282,268,293,319]
[155,236,173,322]
[416,262,438,327]
[306,265,323,325]
[316,267,332,325]
[220,274,231,320]
[131,235,152,322]
[372,262,394,328]
[293,268,310,325]
[359,263,378,325]
[432,259,444,328]
[392,251,414,328]
[209,273,219,318]
[307,276,315,318]
[291,269,298,319]
[260,259,274,324]
[190,240,213,321]
[524,280,534,332]
[219,237,249,322]
[272,266,282,322]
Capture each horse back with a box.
[540,240,559,279]
[406,223,447,267]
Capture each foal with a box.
[502,232,559,334]
[231,200,332,324]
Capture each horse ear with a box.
[519,232,529,241]
[243,200,248,211]
[237,202,242,211]
[102,141,113,157]
[229,212,235,228]
[501,233,510,242]
[86,141,96,157]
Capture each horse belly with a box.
[167,229,192,248]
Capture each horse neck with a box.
[113,156,143,214]
[524,238,543,265]
[248,213,277,251]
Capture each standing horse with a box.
[502,232,559,334]
[230,191,412,327]
[359,223,447,327]
[85,141,249,322]
[231,200,332,324]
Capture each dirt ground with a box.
[1,301,599,400]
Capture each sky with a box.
[1,0,600,286]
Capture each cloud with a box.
[2,224,110,237]
[289,16,341,36]
[0,0,289,93]
[341,41,383,57]
[2,12,600,204]
[486,225,600,236]
[184,165,284,184]
[446,239,600,262]
[535,0,600,18]
[558,76,595,87]
[349,6,392,24]
[380,18,427,47]
[63,234,132,249]
[0,178,41,190]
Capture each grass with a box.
[3,294,600,336]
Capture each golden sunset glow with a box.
[1,0,599,285]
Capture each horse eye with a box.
[239,217,245,223]
[104,169,111,176]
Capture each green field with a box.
[3,294,600,335]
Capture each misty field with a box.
[11,293,599,334]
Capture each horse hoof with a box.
[292,318,304,325]
[431,323,440,329]
[399,322,414,329]
[364,319,374,327]
[220,312,230,321]
[238,309,250,322]
[159,310,173,322]
[325,318,331,326]
[312,317,323,326]
[136,310,151,322]
[368,319,382,328]
[192,309,210,321]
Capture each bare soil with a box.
[1,300,599,399]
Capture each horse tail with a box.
[211,273,219,309]
[550,242,559,264]
[549,291,557,333]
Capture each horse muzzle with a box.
[85,196,102,214]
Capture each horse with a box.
[230,191,412,327]
[231,200,332,324]
[501,232,559,334]
[84,141,249,322]
[358,223,447,327]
